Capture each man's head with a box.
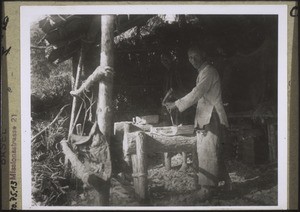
[188,46,207,70]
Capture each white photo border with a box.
[21,4,288,210]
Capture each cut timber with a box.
[124,131,196,155]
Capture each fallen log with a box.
[60,139,107,187]
[123,131,196,155]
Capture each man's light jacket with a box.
[175,62,229,128]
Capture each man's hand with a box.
[165,102,177,112]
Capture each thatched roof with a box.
[35,14,278,118]
[38,14,276,64]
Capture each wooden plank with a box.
[124,131,196,154]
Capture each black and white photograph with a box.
[21,4,288,210]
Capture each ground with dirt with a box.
[64,153,277,207]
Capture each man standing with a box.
[165,46,231,192]
[160,51,194,171]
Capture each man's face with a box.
[188,49,205,70]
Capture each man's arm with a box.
[175,68,216,112]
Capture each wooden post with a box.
[164,153,171,171]
[192,150,199,171]
[135,132,148,203]
[68,48,83,137]
[96,15,115,206]
[97,15,115,142]
[123,123,132,166]
[180,152,188,171]
[131,154,139,194]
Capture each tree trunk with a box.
[96,15,115,206]
[97,15,115,142]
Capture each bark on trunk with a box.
[96,15,115,206]
[97,15,115,142]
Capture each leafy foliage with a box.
[31,116,72,206]
[31,19,75,206]
[31,20,73,114]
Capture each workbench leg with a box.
[124,123,132,167]
[131,154,138,194]
[179,152,188,172]
[164,152,172,171]
[136,132,148,203]
[192,150,199,171]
